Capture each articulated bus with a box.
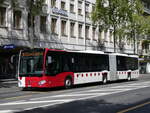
[18,48,139,89]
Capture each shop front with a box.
[0,44,28,79]
[139,55,150,74]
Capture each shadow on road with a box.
[22,79,138,92]
[15,97,150,113]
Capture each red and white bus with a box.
[18,48,139,89]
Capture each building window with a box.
[92,27,96,40]
[61,20,67,36]
[40,16,47,33]
[92,5,95,12]
[70,22,75,37]
[78,9,82,15]
[109,29,113,42]
[0,7,6,26]
[78,1,82,15]
[13,10,22,29]
[61,1,66,10]
[51,0,56,8]
[104,30,107,41]
[85,3,90,18]
[70,4,75,13]
[51,18,57,34]
[78,1,82,8]
[28,13,35,28]
[79,24,83,38]
[85,26,89,39]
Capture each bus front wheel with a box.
[64,78,72,89]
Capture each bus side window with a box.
[46,53,61,75]
[62,55,72,72]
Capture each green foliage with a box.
[26,0,45,16]
[92,0,145,49]
[11,0,19,8]
[142,40,150,48]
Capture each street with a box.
[0,74,150,113]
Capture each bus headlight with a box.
[38,80,46,86]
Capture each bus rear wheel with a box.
[64,78,72,89]
[102,75,107,84]
[128,75,131,81]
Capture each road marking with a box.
[0,110,18,113]
[30,92,109,101]
[1,81,150,112]
[117,101,150,113]
[51,93,108,97]
[0,99,74,106]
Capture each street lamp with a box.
[84,0,86,50]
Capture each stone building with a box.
[0,0,149,78]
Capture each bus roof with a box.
[69,50,105,54]
[128,55,139,58]
[110,53,139,58]
[109,53,128,56]
[46,48,66,52]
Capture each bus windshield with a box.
[19,51,44,76]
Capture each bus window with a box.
[117,56,127,71]
[19,52,43,76]
[46,52,61,75]
[62,54,72,72]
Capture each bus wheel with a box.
[102,75,107,84]
[128,75,131,81]
[65,78,72,89]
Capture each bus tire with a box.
[64,77,72,89]
[128,75,131,81]
[102,75,107,84]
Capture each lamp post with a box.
[84,0,86,50]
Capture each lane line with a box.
[0,99,74,106]
[117,101,150,113]
[0,110,18,113]
[1,81,150,112]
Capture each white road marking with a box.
[0,110,18,113]
[30,93,109,101]
[1,81,150,112]
[0,99,74,106]
[50,93,108,97]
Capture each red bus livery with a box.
[18,48,139,89]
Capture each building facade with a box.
[0,0,149,78]
[139,0,150,74]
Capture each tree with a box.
[26,0,45,48]
[92,0,144,53]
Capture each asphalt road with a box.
[0,74,150,113]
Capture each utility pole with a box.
[84,0,86,50]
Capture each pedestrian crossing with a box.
[1,81,150,113]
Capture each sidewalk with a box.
[0,79,20,98]
[0,78,18,88]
